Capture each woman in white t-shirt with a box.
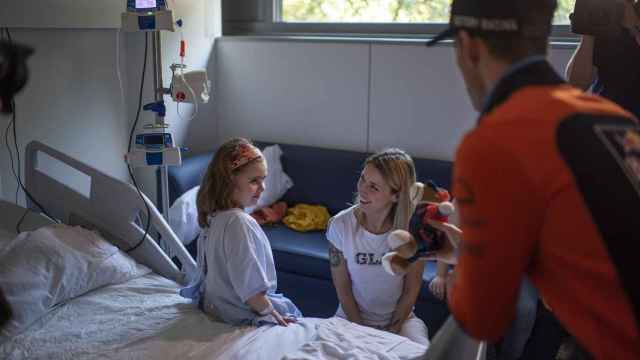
[327,149,429,345]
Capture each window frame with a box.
[222,0,576,42]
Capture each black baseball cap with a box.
[427,0,554,47]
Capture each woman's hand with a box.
[385,317,403,334]
[429,275,448,301]
[419,219,462,265]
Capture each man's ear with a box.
[456,30,481,68]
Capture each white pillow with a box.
[168,185,200,245]
[246,144,294,213]
[0,224,150,337]
[168,144,293,244]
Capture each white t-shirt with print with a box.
[326,206,405,327]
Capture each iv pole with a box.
[150,31,171,222]
[125,3,205,225]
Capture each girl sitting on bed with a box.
[180,138,301,327]
[327,149,429,345]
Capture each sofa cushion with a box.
[264,224,438,282]
[264,225,331,280]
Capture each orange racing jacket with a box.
[449,59,640,360]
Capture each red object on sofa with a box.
[251,201,288,225]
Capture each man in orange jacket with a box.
[424,0,640,358]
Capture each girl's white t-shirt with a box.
[326,206,405,326]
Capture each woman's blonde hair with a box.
[355,148,417,232]
[196,138,263,228]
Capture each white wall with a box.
[0,29,130,203]
[210,38,576,161]
[0,0,221,208]
[0,0,573,209]
[0,1,124,28]
[215,40,371,151]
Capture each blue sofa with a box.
[160,141,453,337]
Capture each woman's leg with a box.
[498,277,538,360]
[399,314,430,347]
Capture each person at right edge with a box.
[566,0,640,119]
[423,0,640,359]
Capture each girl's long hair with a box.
[196,138,262,228]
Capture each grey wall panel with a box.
[369,44,576,161]
[0,29,129,203]
[369,44,477,161]
[216,39,370,152]
[0,1,124,29]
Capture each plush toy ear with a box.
[410,182,424,205]
[388,230,418,258]
[388,229,412,249]
[382,252,398,275]
[382,253,410,276]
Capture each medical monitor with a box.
[127,0,167,12]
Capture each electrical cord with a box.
[2,30,18,205]
[6,101,60,231]
[116,27,127,130]
[126,32,152,254]
[2,28,60,232]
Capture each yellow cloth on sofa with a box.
[283,204,330,232]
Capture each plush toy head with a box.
[382,181,455,276]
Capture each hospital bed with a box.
[0,141,484,360]
[0,141,429,359]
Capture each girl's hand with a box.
[429,275,447,301]
[270,309,296,327]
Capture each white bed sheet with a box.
[284,317,427,360]
[1,273,427,360]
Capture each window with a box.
[222,0,577,38]
[280,0,576,24]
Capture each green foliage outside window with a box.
[282,0,576,25]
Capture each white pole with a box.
[151,31,170,222]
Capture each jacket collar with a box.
[480,56,566,118]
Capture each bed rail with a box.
[24,141,196,285]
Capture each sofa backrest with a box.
[259,142,367,215]
[162,141,453,215]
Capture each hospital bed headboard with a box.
[24,141,196,285]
